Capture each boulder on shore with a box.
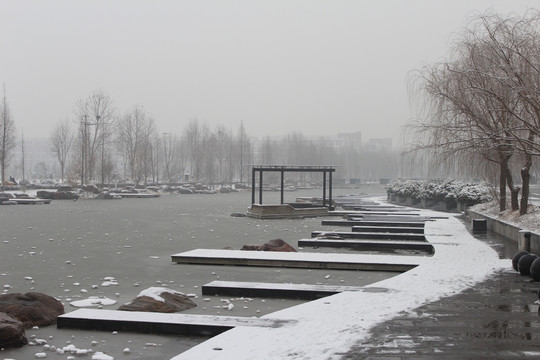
[0,292,65,328]
[0,312,28,348]
[241,239,297,252]
[37,190,78,200]
[118,287,196,313]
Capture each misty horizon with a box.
[2,1,538,143]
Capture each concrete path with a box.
[171,210,507,360]
[341,268,540,359]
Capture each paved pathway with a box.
[172,212,506,360]
[341,268,540,359]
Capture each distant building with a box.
[337,132,362,151]
[368,138,392,152]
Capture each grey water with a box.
[0,185,398,360]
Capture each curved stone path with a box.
[172,209,508,360]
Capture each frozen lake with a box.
[0,184,394,359]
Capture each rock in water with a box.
[0,292,64,328]
[258,239,297,252]
[119,287,196,312]
[241,244,260,251]
[0,312,28,348]
[241,239,296,252]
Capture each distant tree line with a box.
[46,91,401,188]
[408,10,540,215]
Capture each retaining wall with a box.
[388,192,540,254]
[467,210,540,254]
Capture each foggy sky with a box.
[2,0,539,143]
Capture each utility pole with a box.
[80,117,84,187]
[163,132,170,183]
[20,130,25,189]
[155,134,159,185]
[80,115,88,187]
[1,84,6,191]
[98,116,109,190]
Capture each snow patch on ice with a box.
[70,297,117,308]
[137,287,186,302]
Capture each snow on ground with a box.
[172,205,508,360]
[470,200,540,233]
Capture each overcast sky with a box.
[2,0,539,144]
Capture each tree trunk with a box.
[499,163,507,211]
[508,180,521,211]
[520,166,530,215]
[501,156,520,211]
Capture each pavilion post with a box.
[280,170,284,204]
[329,171,333,210]
[259,170,263,205]
[322,171,327,207]
[251,167,256,205]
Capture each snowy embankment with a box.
[172,206,508,360]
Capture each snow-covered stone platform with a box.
[8,198,52,205]
[57,308,294,336]
[109,192,160,198]
[321,219,426,227]
[311,230,426,241]
[171,209,507,360]
[298,238,434,253]
[345,225,425,233]
[201,280,387,300]
[170,249,422,272]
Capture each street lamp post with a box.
[80,116,85,187]
[163,132,170,183]
[98,115,108,190]
[155,134,159,185]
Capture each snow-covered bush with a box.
[456,182,493,205]
[386,179,492,206]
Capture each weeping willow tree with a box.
[407,10,540,214]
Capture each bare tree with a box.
[0,85,16,191]
[405,11,540,213]
[214,125,230,184]
[75,90,115,184]
[468,12,540,214]
[115,105,155,184]
[50,119,74,183]
[183,119,201,182]
[237,121,251,183]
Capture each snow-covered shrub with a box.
[456,182,492,205]
[386,179,492,206]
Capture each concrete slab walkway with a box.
[171,209,508,360]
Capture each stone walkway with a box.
[340,268,540,359]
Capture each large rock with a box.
[0,292,64,328]
[242,239,297,252]
[36,190,78,200]
[118,287,196,313]
[95,191,121,200]
[0,312,27,348]
[82,184,99,193]
[0,192,14,199]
